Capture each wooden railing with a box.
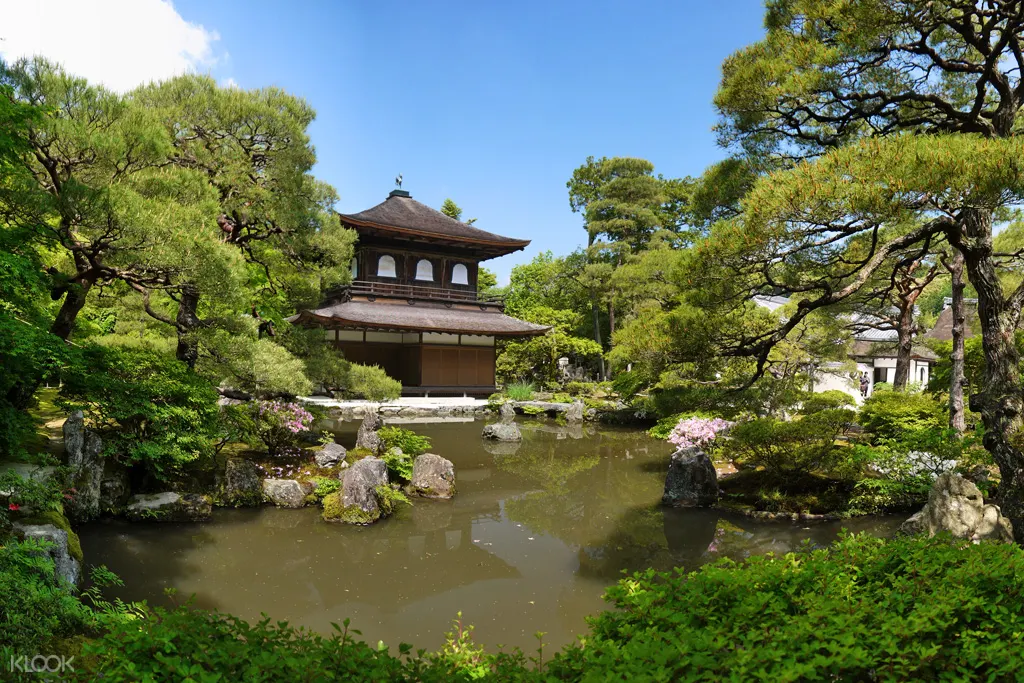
[345,280,504,306]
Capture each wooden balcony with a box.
[341,280,504,308]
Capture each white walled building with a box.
[755,296,938,405]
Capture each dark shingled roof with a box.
[292,299,550,337]
[340,191,530,253]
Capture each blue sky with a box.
[94,1,772,282]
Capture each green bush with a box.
[375,484,412,515]
[845,477,931,515]
[378,426,431,457]
[799,389,854,414]
[313,477,341,500]
[347,364,401,401]
[378,426,430,482]
[547,534,1024,681]
[58,346,220,479]
[723,409,854,475]
[565,381,597,397]
[858,388,945,442]
[381,450,414,482]
[505,382,535,401]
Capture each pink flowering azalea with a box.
[667,416,733,450]
[8,503,19,511]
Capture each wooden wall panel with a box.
[421,347,442,386]
[333,342,497,390]
[440,348,460,385]
[458,349,477,385]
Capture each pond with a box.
[78,419,903,652]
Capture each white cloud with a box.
[221,77,239,89]
[0,0,222,92]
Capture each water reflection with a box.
[79,420,903,652]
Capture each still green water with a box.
[78,419,902,651]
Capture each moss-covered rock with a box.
[124,492,213,522]
[347,448,375,461]
[321,491,379,524]
[19,509,83,562]
[217,458,263,508]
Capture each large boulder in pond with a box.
[482,421,522,442]
[13,522,81,587]
[323,456,389,524]
[315,442,347,467]
[125,492,212,522]
[355,410,382,454]
[411,453,456,499]
[662,447,719,508]
[564,400,585,424]
[217,458,263,507]
[499,402,516,423]
[262,479,314,508]
[899,473,1013,542]
[63,411,104,522]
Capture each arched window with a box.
[350,257,358,279]
[415,259,434,281]
[451,263,469,285]
[377,255,396,278]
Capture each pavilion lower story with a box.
[325,329,497,396]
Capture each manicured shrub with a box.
[236,400,316,456]
[665,415,732,450]
[722,409,854,475]
[547,534,1024,681]
[858,387,945,442]
[58,346,220,479]
[647,411,707,440]
[347,364,401,401]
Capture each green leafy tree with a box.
[496,307,603,384]
[58,346,221,479]
[0,58,239,409]
[703,1,1024,531]
[133,75,355,368]
[568,157,673,369]
[440,197,476,224]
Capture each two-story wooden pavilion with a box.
[291,189,549,396]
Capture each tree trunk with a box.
[175,286,202,369]
[947,252,967,434]
[590,293,606,380]
[956,208,1024,535]
[892,301,914,389]
[49,277,94,341]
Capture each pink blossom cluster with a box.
[257,401,315,434]
[667,416,732,449]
